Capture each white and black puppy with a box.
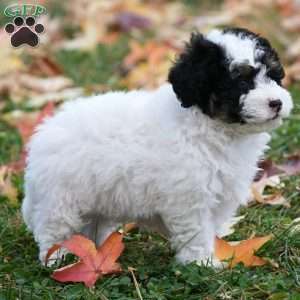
[22,28,293,266]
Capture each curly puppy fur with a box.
[22,28,293,265]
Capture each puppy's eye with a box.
[240,81,249,90]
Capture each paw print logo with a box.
[5,16,44,47]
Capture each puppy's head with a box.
[168,28,293,131]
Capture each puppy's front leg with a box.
[161,205,217,266]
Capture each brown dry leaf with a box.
[122,60,172,89]
[194,13,237,27]
[276,0,300,16]
[215,235,272,267]
[27,87,84,108]
[122,41,176,88]
[282,15,300,31]
[286,37,300,59]
[29,56,63,77]
[111,11,152,32]
[251,174,289,207]
[57,22,99,50]
[124,41,176,68]
[0,166,18,206]
[18,74,73,93]
[194,0,264,28]
[57,1,119,50]
[255,192,291,208]
[284,59,300,84]
[0,71,76,105]
[252,174,281,196]
[123,41,147,67]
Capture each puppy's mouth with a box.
[270,113,280,121]
[241,113,282,124]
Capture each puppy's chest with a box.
[197,133,270,201]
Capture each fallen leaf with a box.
[194,12,236,27]
[112,11,152,32]
[215,235,272,267]
[18,74,73,93]
[27,87,83,108]
[0,166,18,205]
[282,15,300,31]
[251,174,289,206]
[284,59,300,84]
[256,192,290,208]
[123,41,175,68]
[276,0,300,16]
[251,174,281,198]
[29,56,63,77]
[47,232,124,287]
[286,38,300,60]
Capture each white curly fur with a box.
[22,31,293,266]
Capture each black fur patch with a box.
[168,32,255,123]
[168,32,227,112]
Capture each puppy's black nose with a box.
[269,99,282,112]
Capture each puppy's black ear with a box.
[168,33,226,112]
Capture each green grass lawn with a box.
[1,40,300,300]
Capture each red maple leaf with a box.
[46,232,125,287]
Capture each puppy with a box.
[22,27,293,266]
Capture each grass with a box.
[1,16,300,300]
